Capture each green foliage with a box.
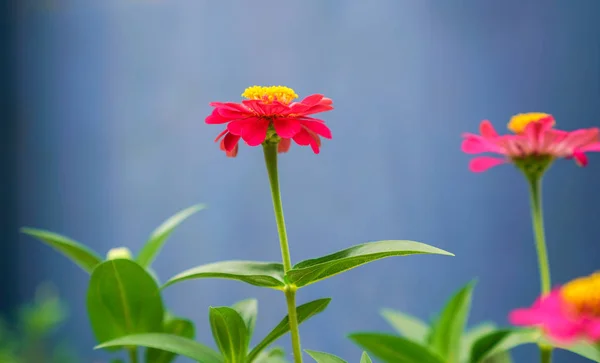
[305,350,348,363]
[144,314,195,363]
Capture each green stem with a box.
[527,175,553,363]
[128,347,138,363]
[263,143,303,363]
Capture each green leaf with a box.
[349,333,446,363]
[470,329,540,363]
[541,338,600,362]
[137,204,205,268]
[380,308,429,343]
[209,306,248,362]
[360,351,373,363]
[21,228,102,273]
[428,281,475,363]
[95,333,222,363]
[232,298,258,340]
[286,240,453,288]
[87,259,164,350]
[254,347,288,363]
[305,350,347,363]
[460,322,497,363]
[163,261,285,290]
[145,315,195,363]
[481,351,513,363]
[247,298,331,362]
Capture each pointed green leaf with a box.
[95,333,222,363]
[482,351,513,363]
[470,329,540,363]
[247,298,331,362]
[163,261,285,289]
[349,333,445,363]
[540,337,600,362]
[429,281,475,363]
[145,316,195,363]
[209,306,248,362]
[287,240,453,288]
[460,322,497,363]
[360,352,373,363]
[21,228,102,273]
[137,204,206,268]
[87,259,164,351]
[381,308,429,343]
[305,350,347,363]
[254,347,288,363]
[232,299,258,340]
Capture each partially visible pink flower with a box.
[510,272,600,344]
[461,113,600,172]
[206,85,333,157]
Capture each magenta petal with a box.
[469,157,506,172]
[241,119,269,146]
[300,120,332,139]
[278,138,291,153]
[206,109,230,124]
[479,120,498,138]
[573,150,588,167]
[273,118,302,138]
[223,133,241,152]
[580,142,600,152]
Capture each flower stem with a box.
[263,143,303,363]
[527,175,553,363]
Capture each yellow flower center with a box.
[561,272,600,317]
[242,85,298,105]
[507,112,554,133]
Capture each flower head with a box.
[206,85,333,157]
[461,113,600,173]
[509,272,600,343]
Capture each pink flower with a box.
[461,113,600,172]
[510,272,600,343]
[206,86,333,157]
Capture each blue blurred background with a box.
[3,0,600,361]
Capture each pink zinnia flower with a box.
[510,272,600,344]
[205,85,333,157]
[461,113,600,172]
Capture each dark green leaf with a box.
[95,333,222,363]
[209,306,248,362]
[247,298,331,362]
[21,228,102,273]
[287,240,453,288]
[429,281,475,363]
[145,315,195,363]
[470,329,540,363]
[305,350,347,363]
[349,333,445,363]
[232,299,258,340]
[360,351,373,363]
[137,204,206,268]
[163,261,285,289]
[87,259,164,350]
[380,308,429,343]
[460,322,497,363]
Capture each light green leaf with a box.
[87,259,164,351]
[305,350,347,363]
[460,322,497,363]
[145,316,195,363]
[429,281,475,363]
[232,299,258,340]
[481,351,512,363]
[247,298,331,362]
[209,306,248,362]
[542,338,600,362]
[137,204,206,268]
[380,308,429,343]
[163,261,285,290]
[287,240,453,288]
[21,228,102,273]
[254,347,288,363]
[349,333,445,363]
[470,329,540,363]
[95,333,222,363]
[360,351,373,363]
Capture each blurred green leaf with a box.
[429,281,475,363]
[254,347,288,363]
[137,204,206,268]
[145,315,195,363]
[380,308,429,343]
[460,322,496,363]
[470,329,540,363]
[305,350,347,363]
[21,228,102,273]
[350,333,445,363]
[164,261,285,289]
[209,306,248,362]
[232,299,258,341]
[360,351,373,363]
[96,333,222,363]
[542,338,600,362]
[247,298,331,362]
[87,259,164,351]
[287,241,453,288]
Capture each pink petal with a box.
[214,129,228,142]
[292,128,322,153]
[299,94,324,106]
[580,142,600,152]
[273,118,302,138]
[240,119,269,146]
[586,320,600,341]
[479,120,498,138]
[223,133,241,152]
[573,150,588,167]
[300,119,332,139]
[278,138,291,153]
[227,117,262,135]
[206,108,231,124]
[461,135,504,154]
[469,157,507,172]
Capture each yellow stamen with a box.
[561,272,600,316]
[507,112,554,134]
[242,85,298,105]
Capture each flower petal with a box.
[273,118,302,138]
[278,138,291,153]
[241,118,270,146]
[461,135,504,154]
[479,120,498,138]
[573,150,588,167]
[223,132,241,152]
[300,119,332,139]
[206,108,231,124]
[468,157,507,172]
